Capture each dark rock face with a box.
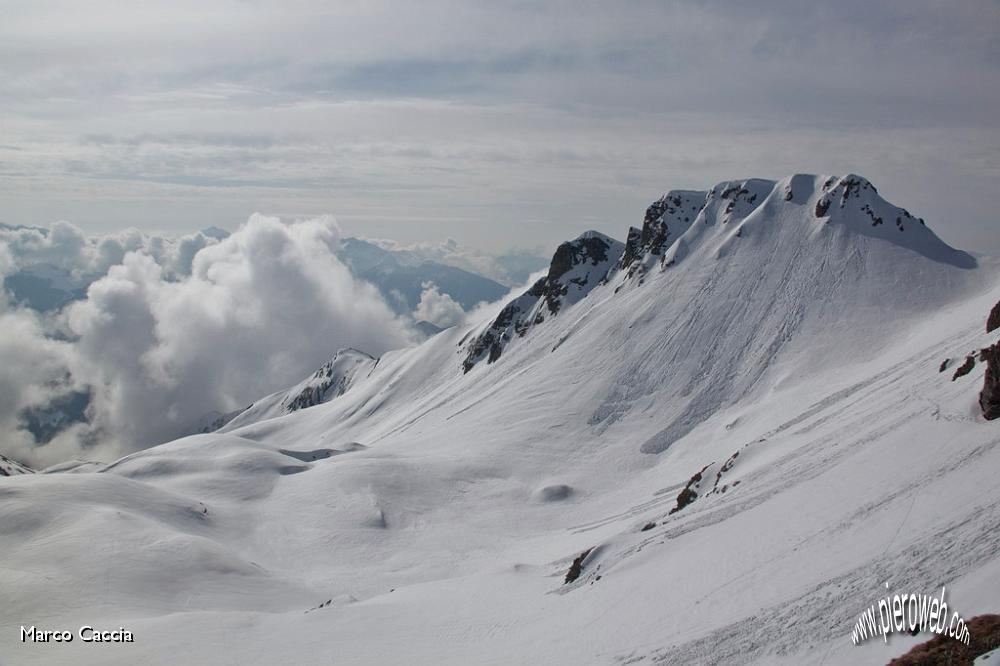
[640,213,670,255]
[669,464,711,515]
[979,343,1000,420]
[618,191,706,277]
[564,548,593,584]
[0,453,34,476]
[618,226,642,270]
[283,350,374,412]
[888,614,1000,665]
[814,197,830,218]
[815,174,881,220]
[988,300,1000,333]
[546,242,578,282]
[462,233,622,372]
[952,356,976,381]
[671,486,698,514]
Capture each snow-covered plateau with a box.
[3,174,999,665]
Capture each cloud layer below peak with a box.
[0,215,418,467]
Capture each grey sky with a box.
[1,0,998,253]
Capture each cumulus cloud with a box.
[0,292,90,466]
[0,213,550,468]
[0,243,14,278]
[0,214,417,467]
[0,221,226,281]
[414,282,466,328]
[0,221,89,275]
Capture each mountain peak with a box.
[0,453,34,476]
[616,173,974,279]
[802,173,974,267]
[200,225,230,240]
[462,172,976,375]
[462,230,624,372]
[193,347,378,434]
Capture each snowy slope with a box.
[3,174,999,666]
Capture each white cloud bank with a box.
[0,220,219,280]
[414,282,466,328]
[0,294,83,462]
[0,215,417,467]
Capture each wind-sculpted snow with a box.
[3,174,999,666]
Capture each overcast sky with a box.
[1,0,998,253]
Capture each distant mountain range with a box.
[2,232,524,317]
[2,262,97,312]
[334,237,510,312]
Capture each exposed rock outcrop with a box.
[462,231,623,372]
[0,453,34,476]
[888,614,1000,665]
[283,349,375,412]
[979,343,1000,420]
[210,348,377,433]
[617,190,706,277]
[564,548,593,584]
[988,300,1000,333]
[670,463,713,515]
[952,356,975,381]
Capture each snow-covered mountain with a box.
[3,174,999,666]
[0,452,34,476]
[462,230,623,371]
[336,236,510,311]
[197,348,377,433]
[2,262,96,312]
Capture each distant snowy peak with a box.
[199,226,231,240]
[414,320,445,338]
[211,348,377,433]
[0,453,33,476]
[336,237,508,312]
[462,230,623,372]
[281,348,376,412]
